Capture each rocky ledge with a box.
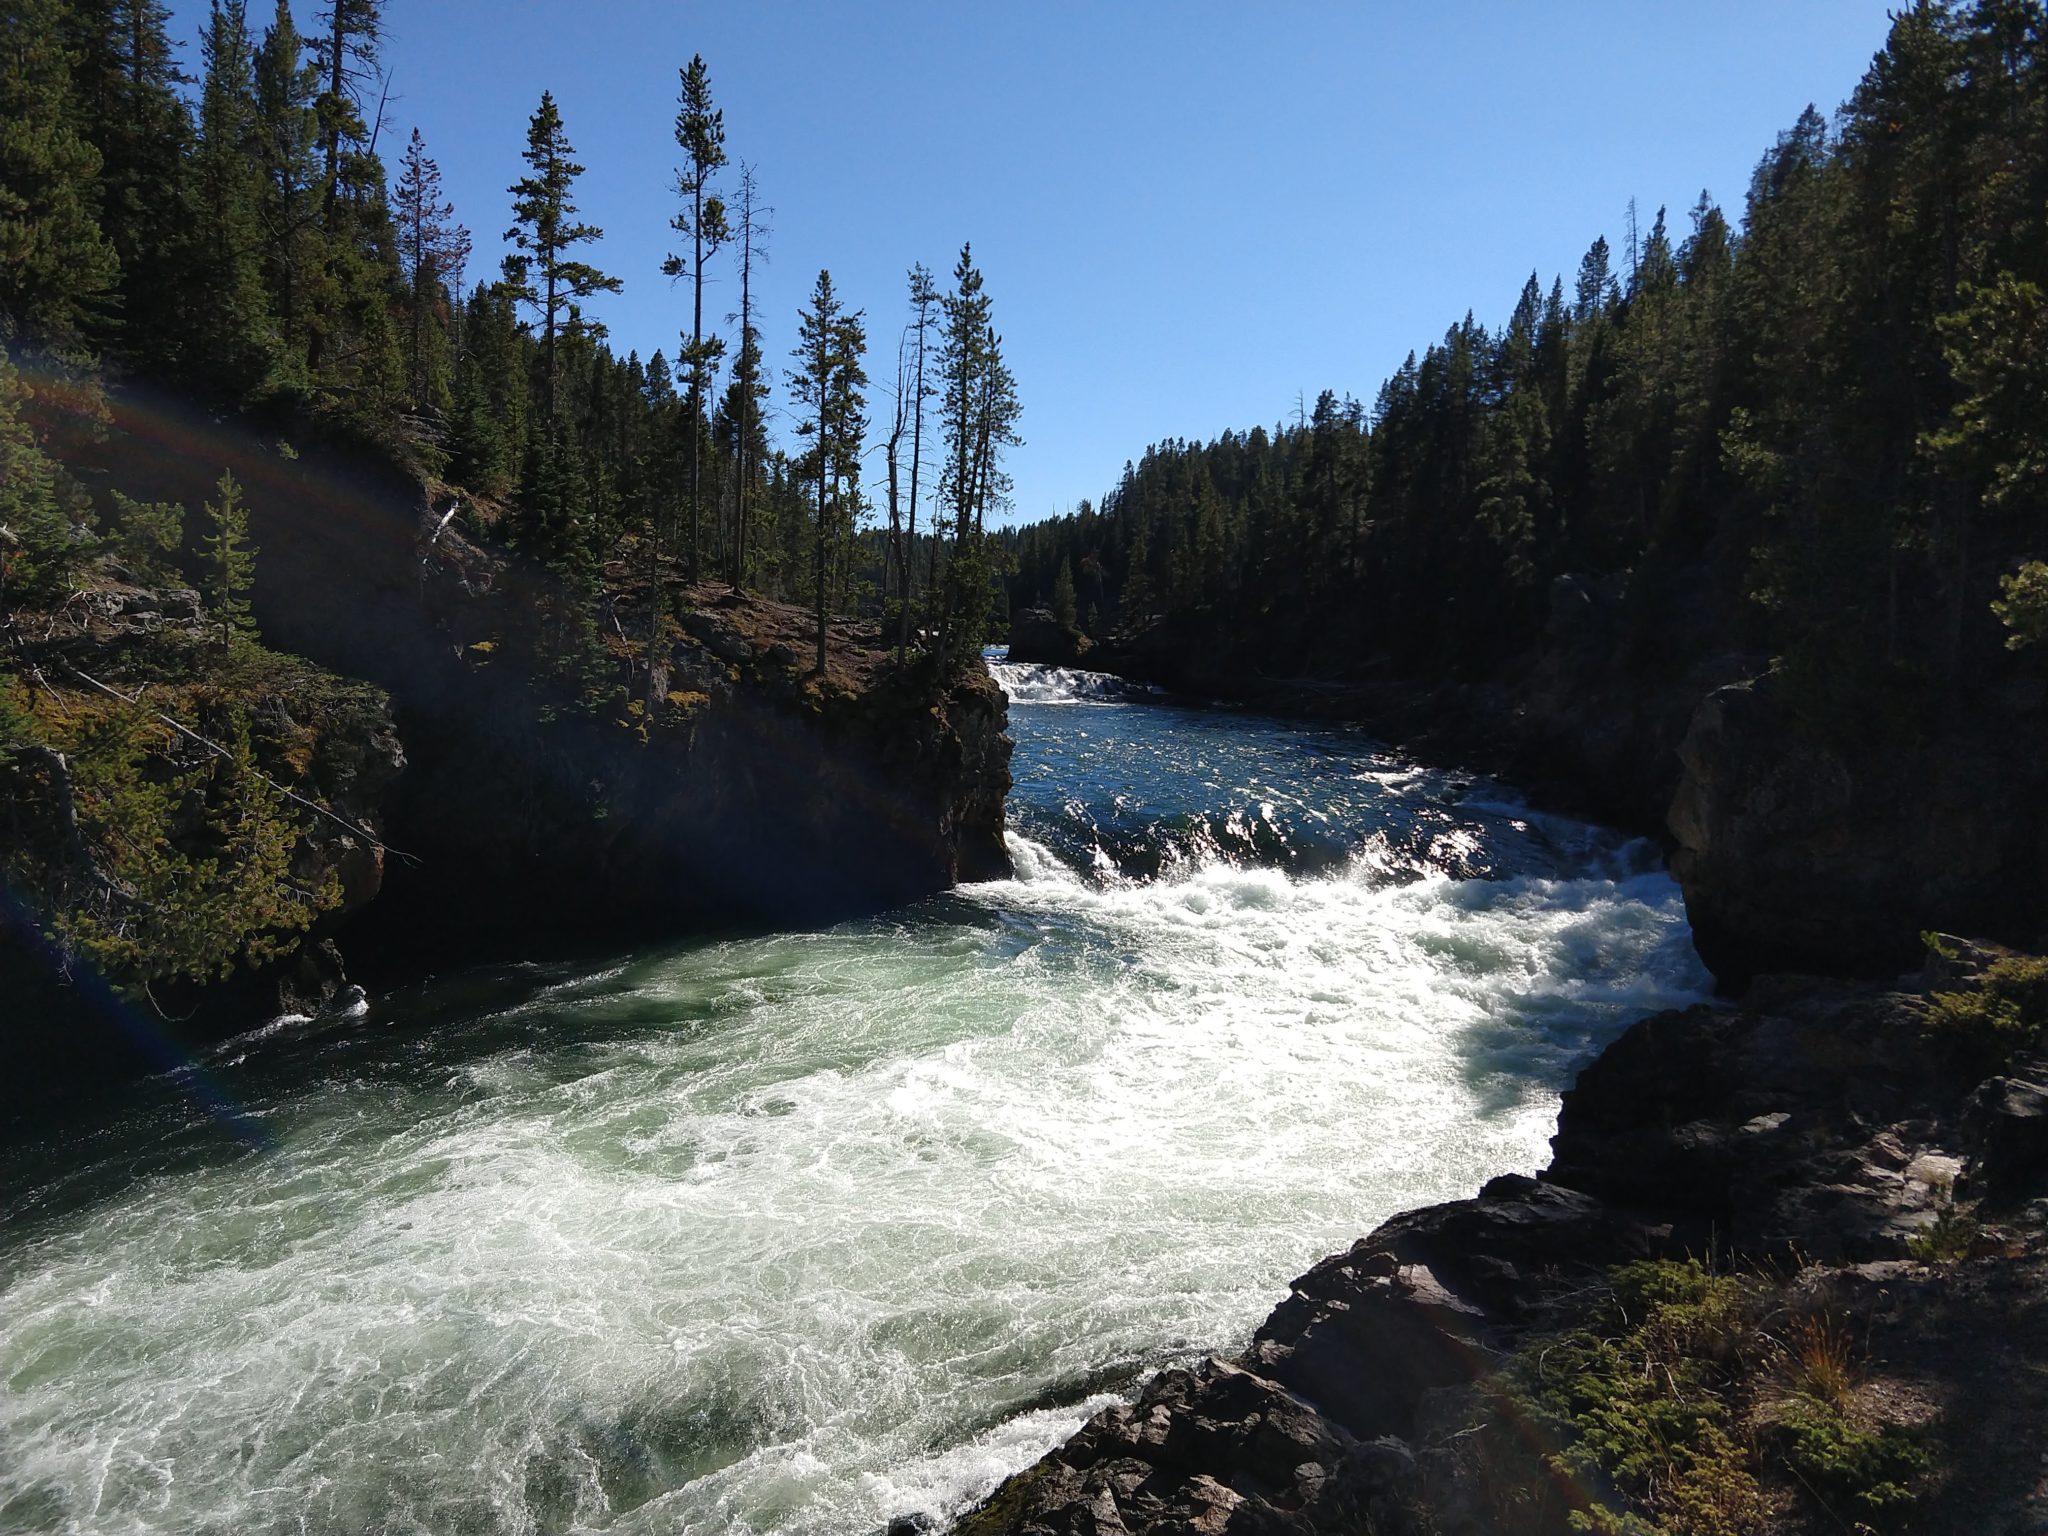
[953,942,2048,1535]
[1670,671,2048,987]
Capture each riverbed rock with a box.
[956,1357,1425,1536]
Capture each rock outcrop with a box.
[64,391,1013,968]
[953,965,2048,1535]
[1007,606,1094,668]
[349,572,1015,958]
[1668,672,2048,986]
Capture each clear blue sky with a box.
[172,1,1896,526]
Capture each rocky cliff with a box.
[1007,605,1094,668]
[955,946,2048,1534]
[53,389,1012,970]
[1670,672,2048,987]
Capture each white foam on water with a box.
[987,661,1155,706]
[0,829,1710,1536]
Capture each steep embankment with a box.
[1,560,404,1088]
[958,943,2048,1535]
[8,385,1010,1048]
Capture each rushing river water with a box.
[0,660,1711,1535]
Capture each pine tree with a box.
[1052,555,1078,631]
[900,262,938,653]
[60,0,193,369]
[504,91,619,436]
[190,0,274,393]
[202,468,258,648]
[662,55,729,583]
[251,0,322,385]
[0,345,85,603]
[1574,234,1616,323]
[393,127,470,412]
[787,269,866,674]
[311,0,380,215]
[723,161,769,586]
[935,244,1020,658]
[448,280,525,496]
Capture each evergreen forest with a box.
[1007,1,2048,749]
[2,0,1020,670]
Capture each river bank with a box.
[3,392,1014,1091]
[956,943,2048,1535]
[951,657,2048,1534]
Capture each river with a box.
[0,659,1710,1535]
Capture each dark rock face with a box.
[1962,1062,2048,1206]
[954,977,2042,1535]
[351,581,1014,958]
[1544,982,1980,1263]
[1668,675,2048,985]
[1007,606,1093,668]
[73,392,1013,965]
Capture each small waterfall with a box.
[988,660,1158,705]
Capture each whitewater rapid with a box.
[0,665,1711,1535]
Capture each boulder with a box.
[1668,673,2048,987]
[955,1356,1423,1536]
[1962,1071,2048,1205]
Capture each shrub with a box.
[1923,952,2048,1067]
[2,689,341,988]
[1905,1200,1980,1265]
[1786,1312,1855,1406]
[106,489,184,579]
[1508,1260,1770,1536]
[1778,1401,1929,1525]
[1992,561,2048,650]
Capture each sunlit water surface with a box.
[0,659,1710,1535]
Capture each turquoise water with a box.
[0,662,1709,1534]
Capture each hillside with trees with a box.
[1,0,1020,1035]
[1005,0,2048,981]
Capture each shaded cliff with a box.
[1670,673,2048,987]
[1006,605,1094,668]
[53,383,1012,966]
